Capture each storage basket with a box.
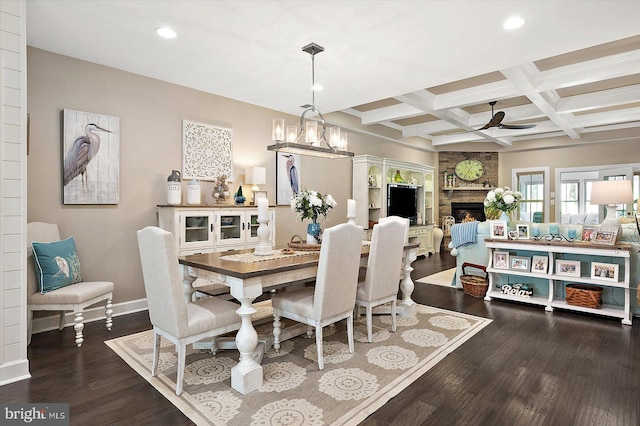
[460,262,489,298]
[565,284,603,309]
[287,235,321,251]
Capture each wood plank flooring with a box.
[3,253,639,425]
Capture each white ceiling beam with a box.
[501,64,582,139]
[433,80,521,110]
[432,133,513,147]
[556,84,640,113]
[536,49,640,91]
[572,106,640,127]
[360,103,426,125]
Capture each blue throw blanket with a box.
[450,221,479,249]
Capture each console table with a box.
[484,239,631,325]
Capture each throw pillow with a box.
[32,237,83,293]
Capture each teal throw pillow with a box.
[32,237,83,293]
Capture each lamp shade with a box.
[590,180,633,205]
[245,166,266,186]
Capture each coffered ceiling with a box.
[24,1,640,151]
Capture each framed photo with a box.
[592,227,618,245]
[591,262,619,281]
[581,225,596,242]
[531,255,548,274]
[490,220,508,239]
[63,109,120,205]
[253,190,268,204]
[516,224,530,240]
[276,153,301,205]
[493,251,510,270]
[556,259,581,277]
[510,256,530,272]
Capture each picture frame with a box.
[581,225,596,242]
[510,256,530,272]
[556,259,581,277]
[531,255,548,274]
[591,262,619,282]
[493,251,510,270]
[490,220,508,239]
[63,109,120,205]
[516,224,530,240]
[592,227,618,245]
[276,153,301,205]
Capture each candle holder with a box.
[533,233,575,243]
[254,199,273,256]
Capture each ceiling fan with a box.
[475,101,536,131]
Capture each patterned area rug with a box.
[416,268,457,287]
[106,305,490,425]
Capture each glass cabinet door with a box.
[216,211,244,245]
[179,211,214,250]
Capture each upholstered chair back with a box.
[137,226,189,338]
[378,215,410,243]
[312,222,363,320]
[361,216,408,301]
[26,222,62,297]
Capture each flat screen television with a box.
[387,184,418,225]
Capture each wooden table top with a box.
[179,242,418,279]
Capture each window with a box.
[560,181,579,215]
[516,172,545,222]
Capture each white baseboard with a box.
[0,359,31,386]
[31,298,149,335]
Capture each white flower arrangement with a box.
[290,190,337,222]
[484,186,523,219]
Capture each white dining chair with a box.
[271,222,363,370]
[137,226,242,395]
[355,216,409,342]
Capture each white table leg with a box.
[398,248,418,317]
[227,276,263,394]
[181,266,197,303]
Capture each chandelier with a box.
[267,42,353,159]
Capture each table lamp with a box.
[245,166,266,204]
[590,180,632,238]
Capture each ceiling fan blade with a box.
[498,123,537,130]
[478,111,505,130]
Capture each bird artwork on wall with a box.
[276,153,301,205]
[63,109,120,204]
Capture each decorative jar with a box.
[167,170,182,205]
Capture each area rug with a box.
[416,267,456,287]
[106,305,490,425]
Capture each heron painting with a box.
[276,153,302,205]
[63,109,120,204]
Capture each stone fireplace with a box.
[451,202,486,223]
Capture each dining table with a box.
[178,241,419,395]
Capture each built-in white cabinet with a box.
[158,205,276,255]
[353,155,435,255]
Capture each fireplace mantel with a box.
[443,186,495,199]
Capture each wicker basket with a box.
[460,262,489,298]
[287,235,322,251]
[565,284,603,309]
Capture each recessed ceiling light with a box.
[155,27,177,39]
[311,84,323,91]
[503,16,525,30]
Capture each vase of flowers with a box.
[483,186,523,222]
[290,189,337,244]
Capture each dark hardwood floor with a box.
[4,253,639,425]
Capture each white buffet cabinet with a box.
[484,239,631,325]
[157,205,276,256]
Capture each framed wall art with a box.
[591,262,619,281]
[276,153,301,205]
[182,120,233,181]
[63,109,120,204]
